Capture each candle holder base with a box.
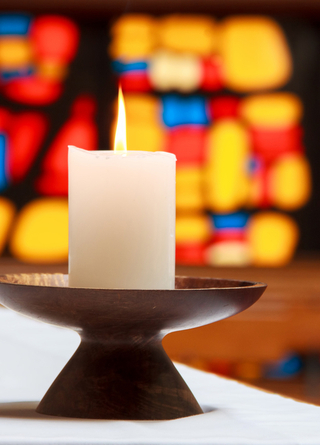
[0,274,266,420]
[37,336,202,419]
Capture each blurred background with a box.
[0,0,319,265]
[0,0,319,405]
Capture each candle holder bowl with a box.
[0,274,266,420]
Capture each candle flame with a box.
[114,86,127,153]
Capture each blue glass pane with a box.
[162,95,210,127]
[211,212,249,229]
[0,134,8,191]
[0,13,31,36]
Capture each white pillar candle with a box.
[68,146,176,289]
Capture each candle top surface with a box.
[69,145,176,161]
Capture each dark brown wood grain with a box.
[0,274,266,420]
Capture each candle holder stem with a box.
[37,333,202,420]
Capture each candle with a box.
[68,90,176,289]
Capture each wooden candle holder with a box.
[0,274,266,420]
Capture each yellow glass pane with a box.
[220,16,292,92]
[159,15,217,55]
[270,154,311,210]
[204,120,250,212]
[248,212,298,266]
[176,213,211,243]
[0,197,16,255]
[240,93,303,128]
[10,198,68,263]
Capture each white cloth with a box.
[0,309,319,444]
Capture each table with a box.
[171,255,320,362]
[0,308,320,444]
